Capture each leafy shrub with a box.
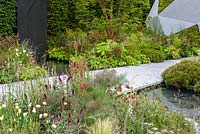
[0,0,16,37]
[141,48,166,62]
[0,37,46,83]
[48,47,71,61]
[86,40,150,69]
[162,60,200,91]
[48,0,74,36]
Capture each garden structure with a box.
[147,0,200,35]
[17,0,48,62]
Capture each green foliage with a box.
[0,0,16,37]
[48,29,92,61]
[0,56,195,133]
[20,66,46,81]
[48,47,70,61]
[162,60,200,91]
[86,40,150,69]
[109,88,195,134]
[158,0,173,12]
[48,0,75,36]
[48,0,151,43]
[0,37,46,83]
[141,48,166,62]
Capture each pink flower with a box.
[78,70,83,78]
[79,82,90,89]
[82,60,87,68]
[73,42,78,50]
[69,61,75,68]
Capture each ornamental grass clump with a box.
[162,60,200,92]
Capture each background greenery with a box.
[0,0,16,38]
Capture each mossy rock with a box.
[141,49,166,63]
[162,60,200,92]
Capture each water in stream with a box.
[146,88,200,118]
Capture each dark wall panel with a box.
[17,0,48,62]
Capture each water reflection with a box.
[146,88,200,117]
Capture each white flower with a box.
[15,105,19,110]
[152,127,158,131]
[0,115,4,121]
[39,114,43,119]
[52,124,57,129]
[36,104,41,108]
[32,107,36,113]
[15,48,19,52]
[15,103,19,106]
[161,129,168,133]
[64,102,67,105]
[28,103,32,108]
[23,50,26,53]
[18,109,22,114]
[42,102,47,106]
[147,130,153,134]
[23,112,28,117]
[169,130,174,133]
[46,120,50,123]
[155,132,161,134]
[8,128,13,132]
[2,104,6,108]
[43,113,48,118]
[16,53,19,57]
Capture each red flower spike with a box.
[43,94,48,103]
[73,42,78,50]
[79,106,86,116]
[72,89,75,96]
[53,115,58,123]
[76,119,80,125]
[66,72,72,84]
[78,70,83,78]
[125,83,130,89]
[45,84,49,93]
[69,60,75,68]
[61,97,65,112]
[24,94,28,104]
[58,76,62,83]
[82,60,87,68]
[80,83,85,89]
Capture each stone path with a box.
[91,57,199,92]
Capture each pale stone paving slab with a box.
[91,57,198,92]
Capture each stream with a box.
[146,88,200,134]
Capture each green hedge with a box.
[48,0,76,36]
[0,0,16,37]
